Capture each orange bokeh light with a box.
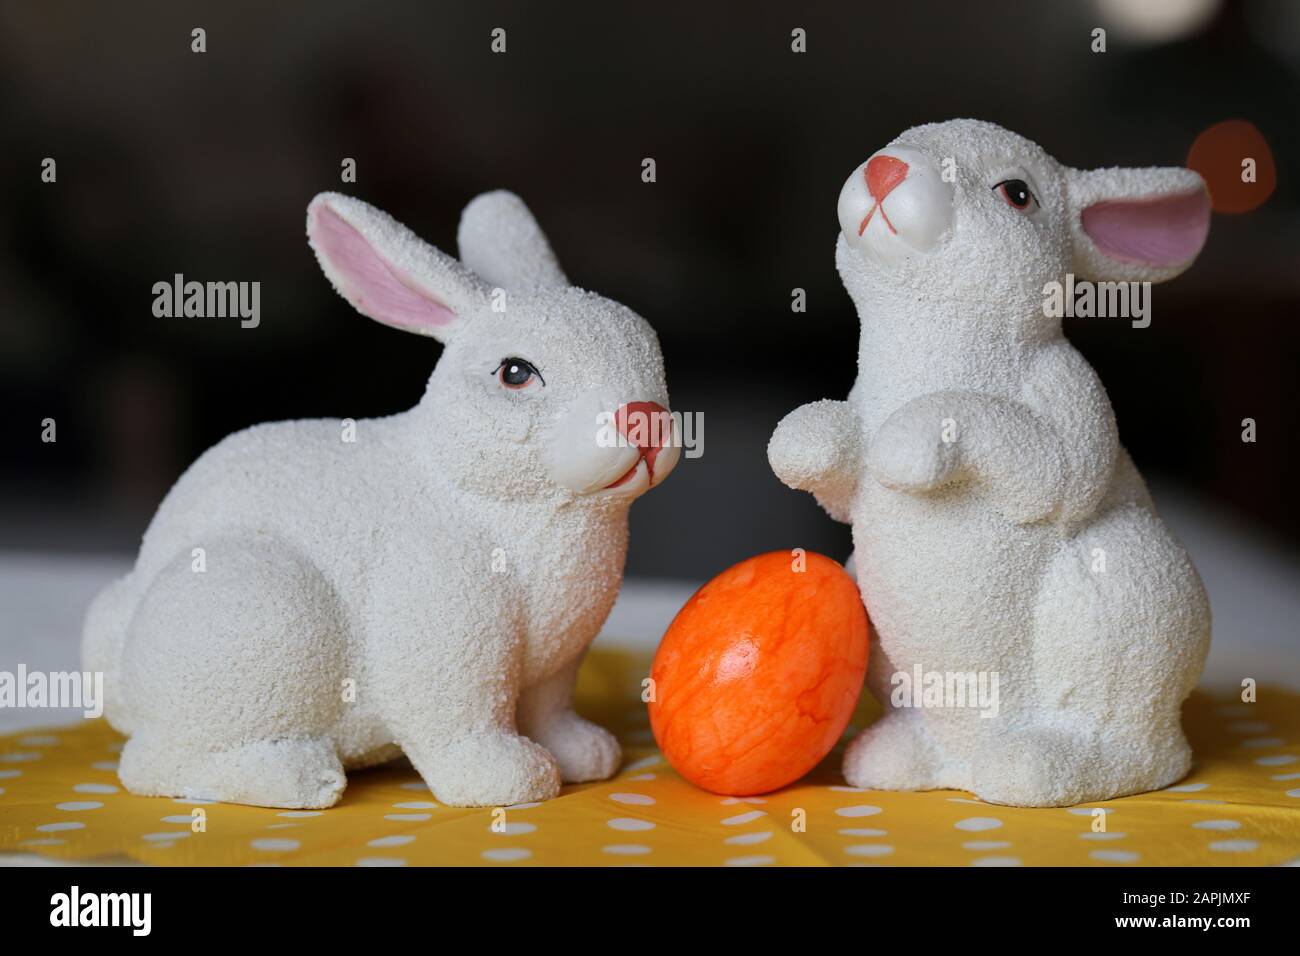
[1186,119,1276,214]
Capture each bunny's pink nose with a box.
[605,401,673,490]
[866,154,909,201]
[615,401,671,458]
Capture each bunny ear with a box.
[456,190,568,292]
[1066,167,1211,284]
[307,192,487,342]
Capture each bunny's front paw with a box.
[527,712,622,783]
[768,401,860,492]
[866,403,962,494]
[421,732,561,807]
[768,401,861,521]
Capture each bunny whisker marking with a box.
[878,204,897,235]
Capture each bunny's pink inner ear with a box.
[310,202,458,333]
[1079,189,1211,268]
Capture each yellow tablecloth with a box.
[2,648,1298,866]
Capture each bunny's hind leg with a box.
[975,485,1210,807]
[116,537,349,808]
[120,733,346,809]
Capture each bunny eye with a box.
[495,357,544,390]
[994,179,1037,211]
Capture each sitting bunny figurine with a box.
[768,119,1212,807]
[83,191,679,808]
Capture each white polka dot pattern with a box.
[0,672,1297,866]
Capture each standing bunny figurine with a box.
[83,191,680,808]
[768,119,1212,807]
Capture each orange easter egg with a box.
[648,551,869,795]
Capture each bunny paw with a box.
[842,714,943,791]
[528,713,622,783]
[866,410,960,494]
[422,732,561,807]
[970,729,1102,807]
[768,401,859,492]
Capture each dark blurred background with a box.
[1,0,1297,579]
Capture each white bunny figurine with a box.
[768,119,1212,807]
[83,191,680,808]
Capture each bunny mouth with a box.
[595,439,678,497]
[602,457,650,492]
[858,199,898,237]
[599,445,658,494]
[590,457,652,500]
